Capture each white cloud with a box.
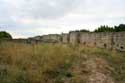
[0,0,125,38]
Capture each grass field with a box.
[0,42,125,83]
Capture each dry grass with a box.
[0,42,125,83]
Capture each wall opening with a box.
[94,42,96,45]
[104,43,107,48]
[120,46,123,49]
[83,42,86,45]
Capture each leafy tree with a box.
[114,24,125,32]
[94,24,125,32]
[80,29,90,32]
[0,31,12,39]
[94,25,114,32]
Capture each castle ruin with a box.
[34,31,125,51]
[0,31,124,51]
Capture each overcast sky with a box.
[0,0,125,38]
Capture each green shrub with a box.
[0,31,12,39]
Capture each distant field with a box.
[0,42,125,83]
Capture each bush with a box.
[0,31,12,39]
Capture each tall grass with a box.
[0,42,125,83]
[0,42,77,83]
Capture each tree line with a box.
[80,24,125,32]
[94,24,125,32]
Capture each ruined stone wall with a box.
[79,32,120,49]
[62,33,69,43]
[69,31,80,44]
[113,32,125,51]
[0,39,39,44]
[41,34,62,43]
[66,31,125,51]
[94,32,113,49]
[2,31,123,51]
[79,32,97,47]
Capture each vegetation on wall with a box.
[0,31,12,39]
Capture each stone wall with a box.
[41,34,62,43]
[79,32,95,47]
[0,39,39,44]
[40,31,125,51]
[62,33,69,43]
[113,32,125,51]
[94,32,113,49]
[1,31,124,51]
[77,32,125,51]
[69,31,80,44]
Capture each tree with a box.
[0,31,12,39]
[114,24,125,32]
[80,29,90,32]
[94,25,114,32]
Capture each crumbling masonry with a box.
[34,31,125,51]
[1,31,124,51]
